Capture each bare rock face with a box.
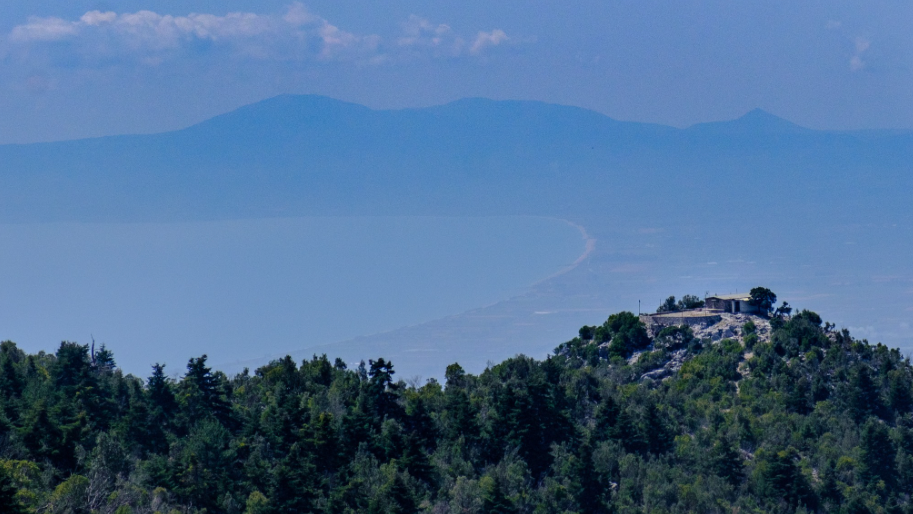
[637,314,771,382]
[692,313,771,344]
[638,348,689,381]
[570,313,773,382]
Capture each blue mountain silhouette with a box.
[0,96,909,223]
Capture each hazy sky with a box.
[1,1,912,143]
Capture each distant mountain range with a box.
[1,95,910,223]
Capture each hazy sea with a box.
[2,214,909,381]
[0,216,585,376]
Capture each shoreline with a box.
[213,216,596,373]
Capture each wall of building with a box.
[738,300,760,314]
[706,298,726,310]
[706,298,760,313]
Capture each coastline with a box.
[212,216,596,375]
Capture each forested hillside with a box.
[0,308,911,513]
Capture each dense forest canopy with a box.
[0,306,912,513]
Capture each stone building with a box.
[705,293,760,314]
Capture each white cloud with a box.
[282,3,319,26]
[470,29,509,55]
[13,10,274,46]
[397,15,465,56]
[10,16,79,42]
[8,4,372,62]
[849,55,865,71]
[6,3,510,66]
[850,36,870,71]
[396,16,512,59]
[399,16,453,45]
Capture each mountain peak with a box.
[739,107,781,120]
[736,108,798,126]
[688,108,808,134]
[183,94,372,135]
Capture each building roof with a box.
[707,293,751,301]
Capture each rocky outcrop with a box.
[637,313,771,382]
[639,348,689,381]
[692,313,771,343]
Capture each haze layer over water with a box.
[0,216,585,375]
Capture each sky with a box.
[1,1,912,144]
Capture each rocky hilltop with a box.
[562,311,774,383]
[635,313,772,381]
[643,312,773,342]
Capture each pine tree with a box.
[118,380,166,454]
[341,393,377,453]
[269,442,322,513]
[642,403,673,455]
[367,358,400,420]
[53,342,106,425]
[260,384,305,450]
[398,433,435,486]
[147,363,178,440]
[443,384,475,442]
[482,475,516,514]
[0,342,23,399]
[301,354,334,387]
[53,342,95,391]
[848,365,880,422]
[709,439,744,486]
[243,490,270,514]
[859,418,895,487]
[181,355,232,426]
[786,377,813,414]
[305,412,341,474]
[148,364,176,412]
[572,438,607,513]
[594,396,620,441]
[843,495,872,514]
[0,345,23,422]
[888,369,913,414]
[0,465,27,514]
[817,461,841,508]
[368,470,417,514]
[93,343,117,372]
[404,393,438,450]
[18,399,63,463]
[611,408,644,453]
[386,472,417,514]
[757,448,816,509]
